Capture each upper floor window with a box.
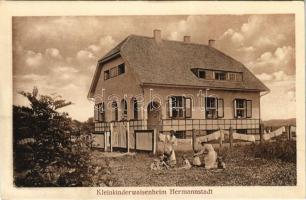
[234,99,252,118]
[112,101,118,121]
[104,70,110,80]
[205,97,224,119]
[118,63,125,75]
[228,72,242,81]
[94,103,105,122]
[168,96,192,118]
[191,68,206,79]
[214,71,226,80]
[104,63,125,81]
[191,68,242,82]
[110,67,118,78]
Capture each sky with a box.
[13,15,295,122]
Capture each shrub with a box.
[13,87,93,186]
[250,140,296,162]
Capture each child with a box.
[180,155,192,169]
[150,154,170,170]
[217,156,226,169]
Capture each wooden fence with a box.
[92,121,157,154]
[135,130,156,153]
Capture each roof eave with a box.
[141,82,264,92]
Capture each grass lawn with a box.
[89,141,296,187]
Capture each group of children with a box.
[151,130,226,171]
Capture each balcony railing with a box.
[94,118,260,134]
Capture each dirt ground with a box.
[89,147,296,187]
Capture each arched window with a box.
[120,99,128,120]
[112,101,118,121]
[131,97,138,120]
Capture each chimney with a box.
[208,39,215,48]
[153,29,162,43]
[183,36,191,43]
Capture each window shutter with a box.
[217,98,224,118]
[94,104,98,121]
[246,100,252,118]
[233,99,237,118]
[185,97,192,118]
[168,97,173,118]
[101,103,105,122]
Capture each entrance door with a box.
[147,102,162,133]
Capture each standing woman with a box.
[167,130,177,167]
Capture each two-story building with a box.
[88,30,269,140]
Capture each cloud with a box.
[25,50,43,67]
[256,73,273,81]
[256,70,293,82]
[237,46,255,53]
[15,73,46,81]
[261,79,295,119]
[52,66,79,73]
[76,50,96,61]
[45,48,62,59]
[248,46,295,75]
[87,45,101,53]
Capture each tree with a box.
[14,87,91,186]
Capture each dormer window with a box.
[198,70,206,79]
[104,70,110,80]
[228,72,242,81]
[214,71,226,80]
[191,68,206,79]
[104,63,125,81]
[118,63,125,75]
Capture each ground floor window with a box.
[174,131,186,139]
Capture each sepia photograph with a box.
[12,14,297,187]
[0,1,305,199]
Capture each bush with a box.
[250,140,296,162]
[13,87,93,186]
[220,140,296,163]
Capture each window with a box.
[104,63,125,80]
[191,68,206,79]
[198,70,206,79]
[205,97,224,119]
[214,71,226,80]
[171,96,184,118]
[104,70,110,80]
[174,131,186,139]
[112,101,118,121]
[132,98,138,120]
[98,103,105,122]
[118,63,125,75]
[228,72,242,81]
[205,97,217,119]
[94,103,105,122]
[110,67,118,78]
[168,96,192,118]
[234,99,252,118]
[121,99,127,120]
